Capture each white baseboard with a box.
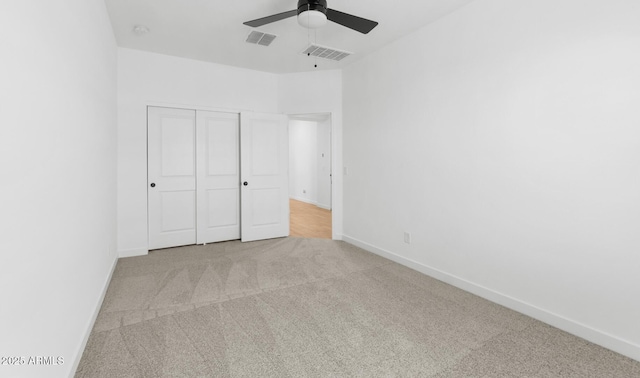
[290,196,317,206]
[290,196,332,211]
[342,235,640,362]
[69,256,118,377]
[118,247,148,258]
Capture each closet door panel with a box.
[240,112,289,242]
[196,111,241,244]
[148,107,197,250]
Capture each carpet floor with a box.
[76,238,640,377]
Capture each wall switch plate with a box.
[343,166,348,175]
[404,232,411,244]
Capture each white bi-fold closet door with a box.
[147,106,289,250]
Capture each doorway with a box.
[288,113,332,239]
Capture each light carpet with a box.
[76,237,640,377]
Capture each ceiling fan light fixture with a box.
[298,10,327,29]
[243,0,378,34]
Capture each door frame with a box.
[287,112,339,240]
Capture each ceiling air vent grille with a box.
[302,44,352,62]
[246,31,277,46]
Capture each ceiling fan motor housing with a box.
[297,0,328,16]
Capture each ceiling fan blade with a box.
[326,8,378,34]
[243,10,297,27]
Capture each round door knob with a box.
[150,183,156,188]
[243,181,248,186]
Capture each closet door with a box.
[240,112,290,242]
[148,107,197,250]
[196,111,240,244]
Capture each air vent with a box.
[246,31,277,46]
[302,44,352,62]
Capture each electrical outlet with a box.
[403,232,411,244]
[343,166,348,175]
[303,189,306,194]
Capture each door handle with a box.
[243,181,248,186]
[150,183,156,188]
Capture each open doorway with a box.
[288,113,332,239]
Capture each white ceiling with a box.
[104,0,475,74]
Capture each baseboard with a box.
[342,235,640,362]
[290,196,317,206]
[118,247,148,258]
[290,196,332,211]
[69,255,118,377]
[316,203,332,210]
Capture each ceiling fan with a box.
[243,0,379,34]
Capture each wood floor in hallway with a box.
[289,199,332,239]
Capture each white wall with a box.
[278,70,343,237]
[343,0,640,361]
[289,120,319,203]
[0,1,118,377]
[117,48,279,256]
